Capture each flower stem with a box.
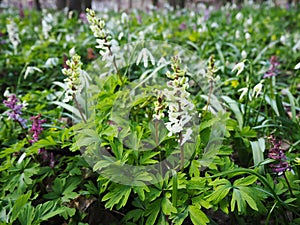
[283,172,294,197]
[179,131,184,169]
[17,120,31,145]
[73,94,87,123]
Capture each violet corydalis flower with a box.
[29,114,46,144]
[3,93,27,128]
[263,56,280,78]
[268,136,289,173]
[38,148,55,168]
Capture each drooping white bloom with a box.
[295,62,300,70]
[252,82,263,98]
[232,61,245,76]
[241,50,247,59]
[235,30,241,39]
[45,57,59,68]
[235,12,243,21]
[121,12,129,24]
[211,22,219,28]
[136,48,155,68]
[42,19,52,39]
[238,87,249,100]
[245,32,251,40]
[24,66,43,79]
[157,57,167,66]
[280,35,288,45]
[245,17,253,26]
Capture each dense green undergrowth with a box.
[0,2,300,225]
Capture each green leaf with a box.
[145,199,161,225]
[233,175,257,186]
[231,188,245,214]
[123,209,144,222]
[161,196,177,215]
[35,201,65,223]
[139,151,160,165]
[51,101,86,121]
[10,192,32,223]
[205,183,231,204]
[188,205,209,225]
[238,187,258,211]
[170,208,189,225]
[250,138,265,174]
[18,204,34,225]
[222,96,243,130]
[102,185,131,210]
[133,185,150,201]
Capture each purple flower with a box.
[29,114,46,143]
[179,23,186,31]
[268,136,290,173]
[79,12,88,24]
[3,94,27,128]
[263,56,280,78]
[38,148,55,168]
[19,3,25,18]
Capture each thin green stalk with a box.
[265,201,278,225]
[283,172,294,197]
[73,94,87,123]
[179,131,184,169]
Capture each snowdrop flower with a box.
[235,12,243,21]
[280,34,288,45]
[24,66,43,79]
[245,17,253,26]
[157,57,167,66]
[44,57,59,68]
[41,14,54,39]
[295,62,300,70]
[241,50,247,59]
[6,19,20,53]
[211,22,219,28]
[136,48,155,68]
[252,82,263,98]
[235,30,241,39]
[292,40,300,52]
[245,32,251,40]
[232,61,245,76]
[238,87,249,100]
[121,12,129,24]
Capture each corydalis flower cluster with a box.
[268,136,289,173]
[3,93,27,128]
[62,54,83,102]
[163,56,194,146]
[86,8,119,65]
[264,56,280,78]
[29,114,46,144]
